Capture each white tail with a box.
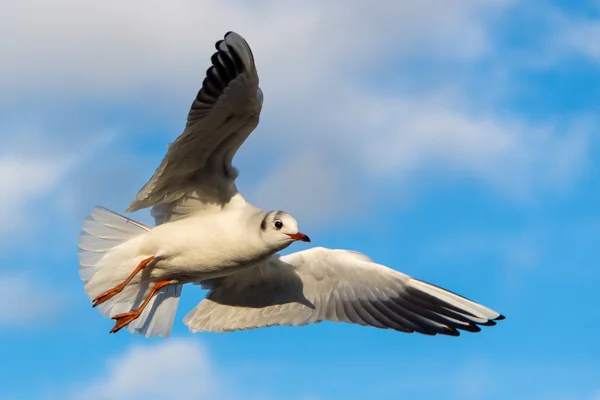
[78,206,183,338]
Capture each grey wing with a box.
[183,247,504,335]
[127,31,263,222]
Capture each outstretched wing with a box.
[128,31,263,223]
[184,247,504,335]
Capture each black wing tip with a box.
[466,324,482,333]
[462,313,504,329]
[433,327,461,337]
[218,31,241,48]
[197,33,249,108]
[418,327,461,337]
[445,328,461,337]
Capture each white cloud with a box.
[527,3,600,66]
[249,152,364,224]
[0,0,512,97]
[564,22,600,61]
[250,86,592,218]
[0,157,68,227]
[553,5,600,62]
[0,130,113,238]
[0,274,64,326]
[358,93,591,197]
[71,339,219,400]
[1,0,593,224]
[68,339,330,400]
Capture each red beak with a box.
[286,232,311,242]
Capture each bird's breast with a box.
[144,214,269,281]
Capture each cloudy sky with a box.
[2,0,600,399]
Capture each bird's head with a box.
[259,210,310,251]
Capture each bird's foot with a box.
[92,285,124,308]
[91,256,156,308]
[110,311,140,334]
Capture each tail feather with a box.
[83,206,151,237]
[128,283,183,337]
[78,206,183,338]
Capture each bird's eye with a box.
[274,220,283,230]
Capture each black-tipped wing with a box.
[128,32,263,222]
[184,247,504,335]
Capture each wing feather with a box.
[183,247,504,335]
[128,32,263,222]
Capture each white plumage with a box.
[184,248,502,335]
[78,32,504,338]
[79,207,183,338]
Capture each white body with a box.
[140,199,276,281]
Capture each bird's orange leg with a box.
[109,280,172,334]
[92,256,155,308]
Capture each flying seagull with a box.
[78,31,504,338]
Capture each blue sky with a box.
[1,0,600,399]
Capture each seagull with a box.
[78,31,504,338]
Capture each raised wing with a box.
[127,31,263,223]
[184,247,504,335]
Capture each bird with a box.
[78,31,504,338]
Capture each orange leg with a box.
[109,280,172,334]
[92,256,155,308]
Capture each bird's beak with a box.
[286,232,311,242]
